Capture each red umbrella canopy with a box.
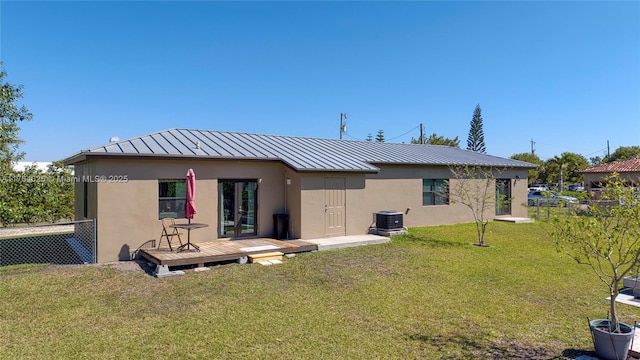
[185,168,197,219]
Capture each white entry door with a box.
[324,177,346,237]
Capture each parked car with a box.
[528,191,578,207]
[567,184,585,192]
[528,184,549,192]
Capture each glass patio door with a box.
[495,179,511,216]
[219,180,257,238]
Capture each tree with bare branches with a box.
[447,165,506,247]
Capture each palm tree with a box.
[547,152,584,190]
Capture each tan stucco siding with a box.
[299,175,328,239]
[284,170,302,239]
[75,156,529,263]
[365,166,470,227]
[363,165,529,226]
[84,158,288,263]
[297,174,366,239]
[509,174,530,218]
[293,165,529,239]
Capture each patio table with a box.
[170,223,208,252]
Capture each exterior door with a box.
[219,180,257,238]
[325,177,346,236]
[495,179,511,216]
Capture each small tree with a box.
[447,165,505,246]
[375,130,385,143]
[43,161,74,223]
[551,173,640,332]
[0,162,74,226]
[0,64,33,169]
[411,133,460,147]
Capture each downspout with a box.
[284,172,288,215]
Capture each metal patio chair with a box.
[158,218,184,251]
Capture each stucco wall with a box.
[76,157,530,263]
[294,165,529,240]
[284,170,302,239]
[364,165,529,223]
[298,174,366,239]
[82,158,289,263]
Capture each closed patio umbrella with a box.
[177,168,203,251]
[185,168,197,223]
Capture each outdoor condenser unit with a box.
[375,210,403,231]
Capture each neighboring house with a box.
[577,157,640,189]
[62,128,536,263]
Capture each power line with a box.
[585,149,606,157]
[343,133,365,141]
[386,125,420,142]
[336,113,421,143]
[345,126,420,142]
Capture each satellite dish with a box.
[109,136,120,143]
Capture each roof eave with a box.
[369,161,537,169]
[296,167,379,174]
[62,152,381,174]
[62,152,280,165]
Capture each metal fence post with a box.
[93,218,97,264]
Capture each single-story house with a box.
[577,157,640,193]
[62,128,536,263]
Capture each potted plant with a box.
[551,173,640,360]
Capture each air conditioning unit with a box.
[376,210,403,231]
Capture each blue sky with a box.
[1,1,638,163]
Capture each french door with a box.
[219,180,257,238]
[495,179,511,216]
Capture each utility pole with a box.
[339,113,348,139]
[419,123,424,144]
[607,140,610,157]
[530,138,536,155]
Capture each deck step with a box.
[248,251,283,263]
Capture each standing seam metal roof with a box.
[64,128,537,172]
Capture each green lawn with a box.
[1,221,638,359]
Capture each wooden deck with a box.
[139,238,317,267]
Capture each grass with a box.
[1,221,639,359]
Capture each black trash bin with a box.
[273,213,289,240]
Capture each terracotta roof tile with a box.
[577,157,640,173]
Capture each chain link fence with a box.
[0,219,96,266]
